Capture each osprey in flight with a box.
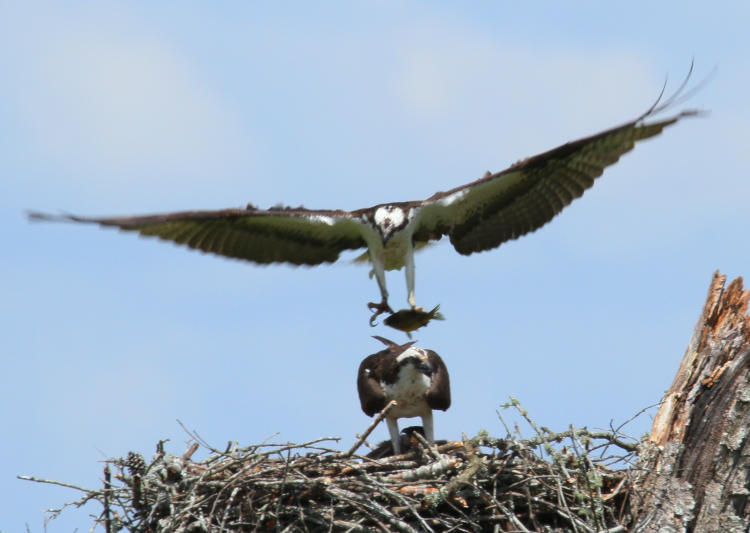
[357,336,451,455]
[28,101,698,327]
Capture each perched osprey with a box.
[28,100,698,327]
[357,336,450,455]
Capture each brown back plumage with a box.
[357,337,450,416]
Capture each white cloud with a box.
[14,24,257,191]
[391,23,658,152]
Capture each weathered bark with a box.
[629,271,750,532]
[21,271,750,532]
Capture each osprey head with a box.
[371,205,410,242]
[394,346,433,378]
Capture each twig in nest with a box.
[410,429,442,462]
[23,401,644,532]
[103,465,111,533]
[17,475,94,493]
[181,442,199,461]
[340,400,397,458]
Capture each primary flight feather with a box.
[28,102,699,328]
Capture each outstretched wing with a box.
[28,208,369,267]
[413,110,698,255]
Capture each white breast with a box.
[382,363,432,419]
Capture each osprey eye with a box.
[416,362,432,376]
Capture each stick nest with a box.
[28,404,641,533]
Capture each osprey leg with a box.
[421,411,435,445]
[367,254,393,325]
[386,417,401,455]
[405,239,417,309]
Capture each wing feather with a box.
[357,353,388,416]
[28,109,698,266]
[425,350,451,411]
[29,208,368,267]
[413,111,697,255]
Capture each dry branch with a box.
[629,271,750,532]
[21,415,637,532]
[21,271,750,532]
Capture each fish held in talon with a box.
[384,305,445,338]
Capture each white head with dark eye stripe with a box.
[394,346,433,377]
[372,205,409,241]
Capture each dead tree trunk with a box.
[629,271,750,532]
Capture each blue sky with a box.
[2,2,748,531]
